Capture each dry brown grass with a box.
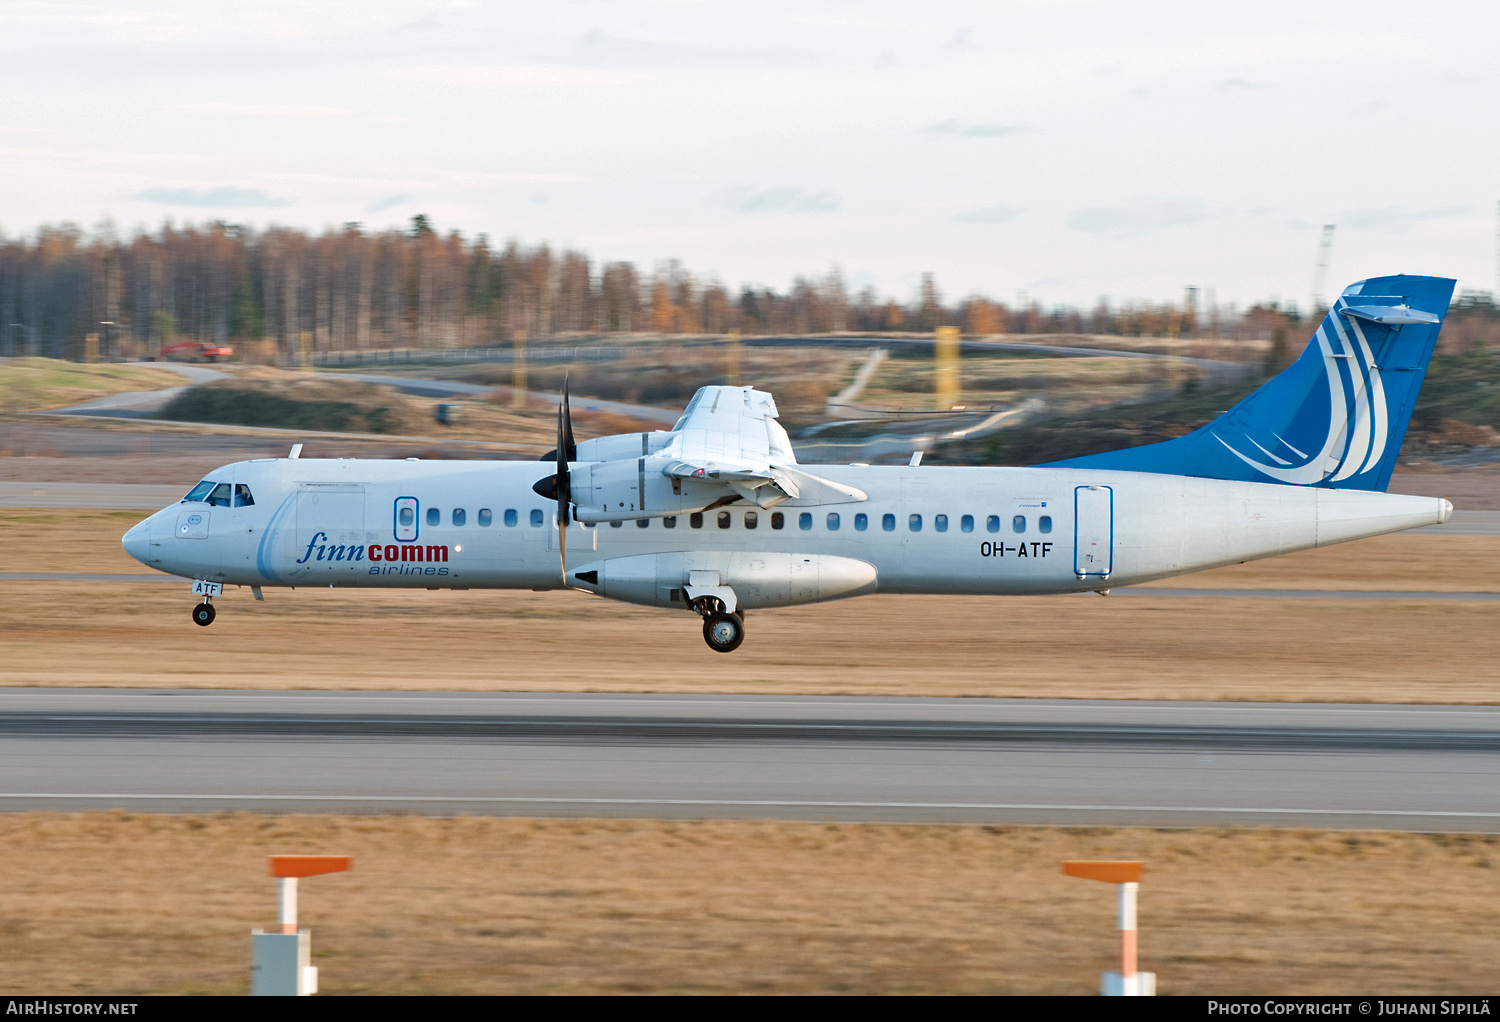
[1,513,1498,701]
[0,813,1494,995]
[0,360,181,415]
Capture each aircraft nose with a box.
[122,519,152,565]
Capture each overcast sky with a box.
[1,0,1496,309]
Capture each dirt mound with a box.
[161,374,419,434]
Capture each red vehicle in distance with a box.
[156,340,233,363]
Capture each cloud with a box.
[171,103,348,116]
[133,186,290,208]
[1335,205,1469,233]
[942,27,974,52]
[1219,78,1269,91]
[1068,199,1226,238]
[393,65,640,86]
[923,119,1028,139]
[572,29,808,69]
[709,185,839,215]
[953,204,1022,225]
[366,193,413,213]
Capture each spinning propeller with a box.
[531,376,577,586]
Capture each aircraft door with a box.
[1073,484,1113,579]
[285,486,367,579]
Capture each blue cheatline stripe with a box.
[255,492,297,582]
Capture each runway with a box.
[2,690,1496,831]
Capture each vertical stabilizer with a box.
[1047,274,1455,492]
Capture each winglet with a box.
[1061,860,1143,884]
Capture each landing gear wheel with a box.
[702,611,744,653]
[192,602,216,627]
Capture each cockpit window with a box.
[233,484,255,508]
[205,483,232,507]
[184,480,216,502]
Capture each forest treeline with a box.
[1,216,1495,361]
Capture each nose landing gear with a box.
[192,601,216,627]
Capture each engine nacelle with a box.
[574,431,673,463]
[570,457,725,522]
[566,551,879,611]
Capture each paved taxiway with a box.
[2,690,1496,831]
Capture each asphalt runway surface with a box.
[2,690,1496,831]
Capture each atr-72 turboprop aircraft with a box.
[123,274,1456,652]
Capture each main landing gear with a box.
[692,597,745,653]
[192,600,216,626]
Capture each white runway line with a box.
[1,793,1497,819]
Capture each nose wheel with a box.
[192,601,216,627]
[702,611,745,653]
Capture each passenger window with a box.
[206,483,232,507]
[717,511,732,529]
[184,480,215,502]
[452,508,466,527]
[961,514,974,533]
[909,514,922,532]
[690,513,704,528]
[744,512,758,529]
[799,512,812,531]
[771,512,784,530]
[663,516,677,529]
[400,507,415,527]
[1013,515,1026,534]
[827,512,840,530]
[1039,515,1052,534]
[530,509,544,527]
[882,513,896,532]
[935,514,948,533]
[987,515,1000,533]
[426,507,440,527]
[610,520,623,528]
[478,509,493,527]
[637,519,649,528]
[854,513,868,531]
[504,509,518,527]
[233,484,255,508]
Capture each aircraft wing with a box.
[568,387,865,520]
[670,386,798,466]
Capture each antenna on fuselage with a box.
[288,444,303,460]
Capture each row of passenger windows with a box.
[413,507,1054,534]
[410,507,546,528]
[606,511,1054,533]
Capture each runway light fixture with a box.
[1061,860,1155,996]
[251,854,352,996]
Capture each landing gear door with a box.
[1074,485,1113,579]
[285,486,367,579]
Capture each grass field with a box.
[0,813,1494,995]
[2,512,1497,702]
[0,359,180,416]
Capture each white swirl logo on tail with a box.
[1214,299,1388,485]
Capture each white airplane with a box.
[123,274,1456,653]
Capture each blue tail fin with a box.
[1046,274,1456,491]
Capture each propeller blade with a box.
[556,375,573,585]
